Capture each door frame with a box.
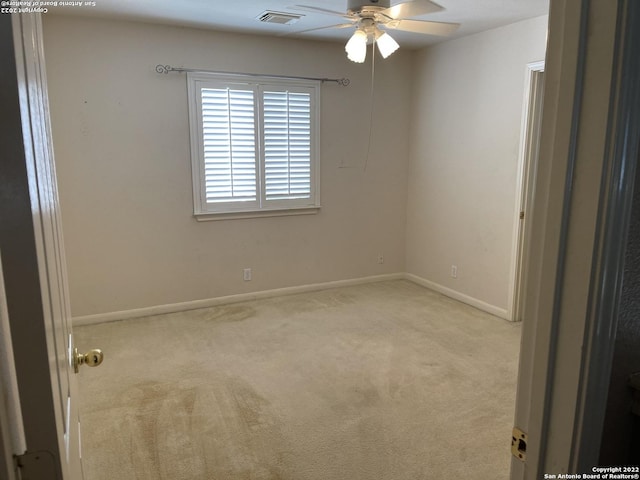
[0,11,63,478]
[508,60,545,323]
[570,0,640,467]
[511,0,640,477]
[0,12,84,480]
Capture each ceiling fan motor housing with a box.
[347,0,391,14]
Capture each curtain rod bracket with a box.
[155,64,349,86]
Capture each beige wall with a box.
[43,16,412,317]
[405,16,548,314]
[43,14,548,319]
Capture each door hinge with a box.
[511,427,527,461]
[15,450,59,479]
[520,211,525,220]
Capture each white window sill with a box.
[194,206,321,222]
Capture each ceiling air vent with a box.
[256,11,303,25]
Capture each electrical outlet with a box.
[377,253,384,264]
[451,265,458,279]
[243,268,252,281]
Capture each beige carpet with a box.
[74,280,520,480]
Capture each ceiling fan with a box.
[291,0,460,63]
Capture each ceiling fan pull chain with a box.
[363,40,376,172]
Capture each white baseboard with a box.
[73,272,510,326]
[72,273,405,327]
[403,273,509,320]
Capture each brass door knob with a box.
[73,347,104,373]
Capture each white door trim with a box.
[507,60,546,322]
[511,0,633,477]
[511,0,588,477]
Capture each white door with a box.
[0,12,99,480]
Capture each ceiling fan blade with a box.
[285,23,355,36]
[379,0,444,20]
[290,5,353,19]
[384,19,459,36]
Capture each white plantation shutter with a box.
[263,90,312,201]
[201,87,257,203]
[188,73,320,217]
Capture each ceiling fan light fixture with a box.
[345,29,368,63]
[376,31,399,58]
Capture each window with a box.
[187,73,320,219]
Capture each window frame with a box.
[187,72,321,220]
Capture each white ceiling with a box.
[52,0,549,48]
